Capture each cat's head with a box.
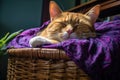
[45,1,100,41]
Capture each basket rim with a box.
[7,48,70,60]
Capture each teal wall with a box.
[54,0,75,11]
[0,0,43,38]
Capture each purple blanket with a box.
[7,20,120,80]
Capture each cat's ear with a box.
[85,5,100,23]
[49,1,63,21]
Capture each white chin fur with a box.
[29,36,51,47]
[62,32,69,40]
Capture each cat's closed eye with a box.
[60,23,67,27]
[74,23,80,27]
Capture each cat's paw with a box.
[29,36,51,47]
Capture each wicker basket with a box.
[7,48,90,80]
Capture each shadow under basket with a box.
[7,48,90,80]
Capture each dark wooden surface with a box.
[41,0,50,24]
[68,0,120,18]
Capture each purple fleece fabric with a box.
[7,20,120,80]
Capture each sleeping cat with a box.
[29,1,100,47]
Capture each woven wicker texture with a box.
[7,48,90,80]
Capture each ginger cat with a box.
[29,1,100,47]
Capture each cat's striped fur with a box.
[29,1,100,47]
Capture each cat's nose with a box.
[66,24,73,34]
[67,29,73,34]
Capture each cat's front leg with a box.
[29,36,52,47]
